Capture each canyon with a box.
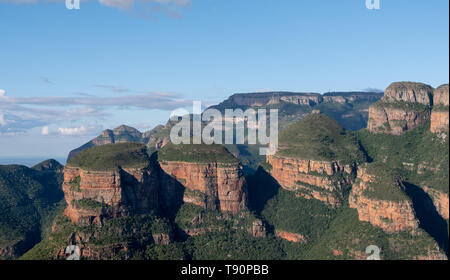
[8,80,448,260]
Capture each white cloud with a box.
[0,92,190,110]
[0,113,6,126]
[57,124,103,136]
[41,126,50,135]
[0,89,6,97]
[58,126,87,136]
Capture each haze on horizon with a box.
[0,0,449,158]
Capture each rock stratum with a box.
[267,113,364,207]
[430,84,449,134]
[63,166,159,225]
[349,164,419,233]
[157,143,247,214]
[63,142,247,226]
[368,82,449,135]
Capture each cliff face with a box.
[382,82,434,105]
[158,161,247,214]
[367,105,430,135]
[213,91,383,109]
[63,166,159,225]
[422,186,449,220]
[267,155,354,207]
[430,84,449,134]
[349,166,419,233]
[367,82,433,135]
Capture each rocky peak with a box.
[32,159,64,172]
[434,84,449,106]
[113,125,142,139]
[382,82,434,106]
[367,81,435,135]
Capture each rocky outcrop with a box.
[158,161,247,214]
[430,84,449,134]
[67,124,173,162]
[275,230,307,243]
[367,105,430,135]
[62,166,159,225]
[367,82,434,135]
[67,125,145,161]
[349,166,419,233]
[382,82,434,105]
[212,91,383,109]
[251,220,266,238]
[422,186,449,220]
[267,155,355,207]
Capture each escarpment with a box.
[430,84,449,134]
[212,91,382,109]
[349,164,419,233]
[63,166,159,225]
[267,114,364,207]
[63,143,159,225]
[267,156,354,207]
[367,82,434,135]
[63,141,248,227]
[157,143,247,214]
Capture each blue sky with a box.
[0,0,449,159]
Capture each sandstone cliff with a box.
[367,82,434,135]
[267,156,354,207]
[158,161,247,214]
[430,84,449,134]
[267,114,364,207]
[349,164,419,233]
[422,186,449,220]
[63,165,159,225]
[212,91,382,109]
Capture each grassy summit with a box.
[356,124,449,194]
[67,143,150,171]
[158,142,239,164]
[362,162,409,202]
[277,113,366,164]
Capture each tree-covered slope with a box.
[0,161,65,259]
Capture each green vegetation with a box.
[32,159,64,172]
[261,188,337,242]
[22,207,285,260]
[67,143,150,171]
[433,104,449,112]
[158,142,238,164]
[184,231,285,260]
[362,163,409,202]
[306,207,442,260]
[71,199,109,212]
[69,176,81,192]
[174,204,257,232]
[357,124,449,194]
[0,163,65,259]
[21,213,173,260]
[277,114,366,165]
[373,100,431,113]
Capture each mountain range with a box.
[0,82,448,260]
